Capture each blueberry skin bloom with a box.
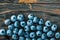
[51,24,57,31]
[20,21,26,27]
[12,34,18,40]
[43,26,49,33]
[27,20,33,26]
[8,24,14,30]
[39,18,44,25]
[19,36,24,40]
[30,32,36,38]
[11,15,16,22]
[26,38,31,40]
[13,28,18,34]
[55,32,60,39]
[50,38,56,40]
[37,38,42,40]
[18,29,24,36]
[14,21,19,28]
[28,14,34,20]
[41,33,47,39]
[36,25,42,31]
[24,32,30,38]
[33,17,39,23]
[4,19,11,25]
[6,29,12,36]
[17,14,24,21]
[36,31,42,37]
[30,25,36,31]
[0,29,6,36]
[45,20,52,27]
[47,31,54,37]
[24,25,30,32]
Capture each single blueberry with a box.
[51,24,57,31]
[30,32,36,38]
[17,14,24,21]
[13,28,18,34]
[11,15,16,22]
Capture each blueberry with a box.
[8,24,14,30]
[41,33,47,39]
[26,38,31,40]
[36,31,42,37]
[6,29,12,36]
[19,36,24,40]
[28,14,34,20]
[17,14,24,21]
[0,29,6,36]
[51,24,57,31]
[45,20,52,27]
[14,21,19,28]
[33,17,39,23]
[43,26,49,33]
[37,38,42,40]
[12,34,18,40]
[36,25,42,31]
[30,32,36,38]
[20,21,26,27]
[18,29,24,36]
[24,32,30,38]
[11,15,16,22]
[24,25,30,32]
[4,19,11,25]
[27,20,33,26]
[39,18,44,25]
[50,38,56,40]
[55,32,60,39]
[13,28,18,34]
[32,38,36,40]
[30,25,36,31]
[47,31,54,37]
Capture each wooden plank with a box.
[0,0,60,3]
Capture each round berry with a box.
[55,32,60,39]
[27,20,33,26]
[30,32,36,38]
[50,38,56,40]
[4,19,11,25]
[37,38,42,40]
[0,29,6,36]
[18,29,24,36]
[13,28,18,34]
[20,21,26,27]
[51,24,57,31]
[47,31,54,37]
[33,17,39,23]
[12,34,18,40]
[28,14,34,20]
[11,15,16,22]
[19,36,24,40]
[24,25,30,32]
[36,31,42,37]
[45,20,52,27]
[8,24,14,30]
[24,32,30,38]
[41,33,47,39]
[36,25,42,31]
[43,26,49,33]
[6,29,12,36]
[39,18,44,25]
[30,25,36,31]
[17,14,24,21]
[14,21,19,28]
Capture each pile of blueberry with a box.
[0,14,60,40]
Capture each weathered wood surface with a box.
[0,1,60,40]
